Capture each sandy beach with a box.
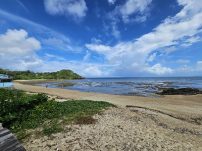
[14,81,202,121]
[14,81,202,150]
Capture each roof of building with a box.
[0,74,9,79]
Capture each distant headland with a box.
[0,68,83,80]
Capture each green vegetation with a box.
[0,68,83,80]
[0,89,114,140]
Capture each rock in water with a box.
[157,88,202,95]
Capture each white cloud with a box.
[176,60,202,75]
[181,36,201,47]
[86,44,112,54]
[32,60,112,77]
[0,29,42,70]
[186,36,201,43]
[105,0,152,39]
[0,29,108,77]
[0,10,107,77]
[0,29,40,56]
[146,64,173,75]
[83,66,103,77]
[44,0,87,19]
[108,0,116,5]
[0,9,81,53]
[1,1,202,77]
[147,52,157,62]
[196,61,202,71]
[119,0,152,23]
[86,0,202,76]
[163,46,177,54]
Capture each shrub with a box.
[0,89,48,128]
[0,89,114,140]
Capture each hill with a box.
[0,69,83,80]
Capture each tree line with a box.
[0,69,83,80]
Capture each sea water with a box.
[36,77,202,97]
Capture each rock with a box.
[157,88,202,95]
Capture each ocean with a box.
[36,77,202,97]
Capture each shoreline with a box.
[13,80,202,150]
[14,80,202,122]
[14,79,66,85]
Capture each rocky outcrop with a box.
[157,88,202,95]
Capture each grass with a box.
[42,120,63,136]
[0,88,115,140]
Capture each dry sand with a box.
[24,107,202,151]
[13,81,202,150]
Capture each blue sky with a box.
[0,0,202,77]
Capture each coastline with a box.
[14,79,65,85]
[13,80,202,150]
[14,80,202,122]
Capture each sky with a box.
[0,0,202,77]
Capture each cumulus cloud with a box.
[0,10,108,77]
[44,0,87,19]
[145,64,173,75]
[86,0,202,76]
[0,9,78,53]
[0,29,42,70]
[0,29,40,56]
[0,29,108,77]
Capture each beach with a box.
[13,81,202,150]
[14,81,202,121]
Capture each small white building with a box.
[0,74,13,87]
